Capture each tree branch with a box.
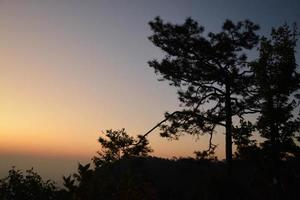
[133,111,182,145]
[134,108,227,146]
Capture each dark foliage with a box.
[65,157,300,200]
[251,24,300,161]
[0,167,59,200]
[92,129,153,167]
[148,17,260,163]
[2,158,300,200]
[232,119,261,160]
[60,129,153,199]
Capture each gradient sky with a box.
[1,0,300,183]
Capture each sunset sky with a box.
[1,0,300,183]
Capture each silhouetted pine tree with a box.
[251,24,300,161]
[148,17,260,167]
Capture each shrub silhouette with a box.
[0,167,59,200]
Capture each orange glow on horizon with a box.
[0,1,227,162]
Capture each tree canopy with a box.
[251,24,300,160]
[148,17,260,164]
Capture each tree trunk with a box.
[225,82,232,173]
[267,96,279,163]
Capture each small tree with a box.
[148,17,260,166]
[92,129,152,167]
[62,129,153,199]
[251,24,300,161]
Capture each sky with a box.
[1,0,300,184]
